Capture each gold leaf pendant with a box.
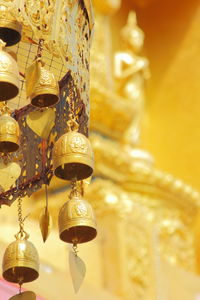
[39,207,52,242]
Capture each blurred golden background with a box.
[2,0,200,299]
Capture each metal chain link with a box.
[72,243,79,256]
[17,197,24,237]
[36,38,44,61]
[69,179,78,199]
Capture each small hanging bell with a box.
[53,131,94,181]
[58,193,97,244]
[0,110,20,153]
[0,40,20,100]
[2,234,39,284]
[27,62,59,108]
[0,7,22,46]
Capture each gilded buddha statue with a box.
[114,11,150,146]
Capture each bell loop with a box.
[15,230,29,241]
[67,115,79,132]
[0,102,10,115]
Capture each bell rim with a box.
[3,266,39,283]
[0,140,19,153]
[0,80,19,101]
[59,225,97,244]
[0,19,22,46]
[31,92,60,108]
[54,161,94,181]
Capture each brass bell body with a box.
[0,47,20,100]
[58,194,97,244]
[2,238,39,283]
[0,112,20,153]
[53,131,94,181]
[0,7,22,46]
[0,19,22,46]
[30,66,59,108]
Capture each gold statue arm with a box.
[114,52,149,79]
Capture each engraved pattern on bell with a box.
[29,65,59,108]
[75,202,88,217]
[53,131,94,181]
[0,113,20,153]
[70,135,88,154]
[0,46,20,100]
[58,194,97,244]
[39,67,53,85]
[2,239,39,284]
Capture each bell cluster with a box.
[0,10,97,298]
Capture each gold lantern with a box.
[0,6,22,46]
[0,40,20,101]
[53,131,94,181]
[0,108,20,153]
[26,61,59,108]
[58,193,97,244]
[2,234,39,284]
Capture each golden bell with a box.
[0,18,22,46]
[53,131,94,181]
[2,238,39,284]
[0,42,20,100]
[0,112,20,153]
[58,194,97,244]
[29,64,59,108]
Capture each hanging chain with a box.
[17,197,25,238]
[69,179,78,199]
[16,197,29,240]
[45,184,49,211]
[36,38,44,62]
[19,283,22,294]
[72,243,79,256]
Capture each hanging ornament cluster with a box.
[0,0,96,298]
[52,98,97,292]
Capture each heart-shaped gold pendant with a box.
[0,162,21,191]
[26,108,55,140]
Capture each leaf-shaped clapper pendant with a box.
[9,291,36,300]
[39,207,52,242]
[69,251,86,294]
